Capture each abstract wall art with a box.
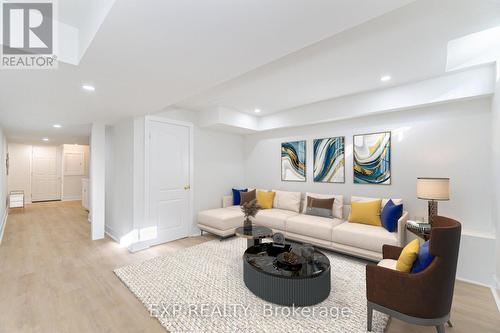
[313,137,345,183]
[281,140,306,182]
[353,132,391,185]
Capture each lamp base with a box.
[428,200,438,224]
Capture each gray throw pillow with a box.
[305,196,334,218]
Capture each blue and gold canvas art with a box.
[313,137,345,183]
[353,132,391,185]
[281,141,306,182]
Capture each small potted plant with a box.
[241,199,261,231]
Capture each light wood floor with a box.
[0,201,498,333]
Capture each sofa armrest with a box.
[383,244,403,260]
[396,211,408,246]
[222,195,233,208]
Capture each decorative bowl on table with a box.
[276,251,305,271]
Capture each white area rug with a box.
[114,238,388,333]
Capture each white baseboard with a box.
[105,226,120,243]
[128,241,150,253]
[492,276,500,313]
[62,196,82,201]
[456,276,492,288]
[0,210,8,244]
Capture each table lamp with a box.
[416,177,450,224]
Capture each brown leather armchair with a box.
[366,216,461,333]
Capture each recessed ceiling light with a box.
[254,109,261,114]
[53,124,62,128]
[380,75,392,82]
[42,138,49,142]
[82,84,95,92]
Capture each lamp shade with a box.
[417,177,450,201]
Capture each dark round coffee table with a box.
[235,226,273,248]
[243,242,331,306]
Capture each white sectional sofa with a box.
[197,190,408,261]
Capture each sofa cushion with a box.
[254,209,299,231]
[287,214,343,241]
[272,190,301,213]
[377,259,397,270]
[302,192,343,219]
[332,222,398,253]
[197,208,243,230]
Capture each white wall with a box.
[104,108,246,248]
[7,143,32,203]
[244,98,495,285]
[90,123,106,240]
[105,120,135,243]
[6,143,88,203]
[0,127,7,241]
[61,144,89,201]
[492,62,500,294]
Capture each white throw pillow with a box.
[272,190,301,213]
[302,192,343,219]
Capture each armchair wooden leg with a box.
[367,303,373,332]
[447,320,453,327]
[436,324,445,333]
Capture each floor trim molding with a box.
[105,226,120,243]
[456,276,492,288]
[492,276,500,313]
[0,210,8,244]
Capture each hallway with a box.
[0,201,215,332]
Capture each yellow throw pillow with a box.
[396,239,420,272]
[257,191,276,209]
[348,199,382,226]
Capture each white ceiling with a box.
[2,0,499,145]
[178,0,500,116]
[0,0,415,144]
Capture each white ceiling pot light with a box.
[380,75,392,82]
[42,138,49,142]
[53,124,62,128]
[254,109,261,114]
[82,84,96,92]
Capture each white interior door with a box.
[32,146,61,202]
[147,119,192,246]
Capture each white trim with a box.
[144,116,194,247]
[456,276,492,288]
[493,276,500,313]
[461,229,496,240]
[128,241,150,253]
[0,211,8,244]
[62,196,82,201]
[105,228,120,243]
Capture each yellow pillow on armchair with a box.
[257,191,276,209]
[348,199,382,226]
[396,239,420,272]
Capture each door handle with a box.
[184,185,190,190]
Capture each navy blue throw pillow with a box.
[232,188,248,205]
[412,241,434,273]
[381,199,403,232]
